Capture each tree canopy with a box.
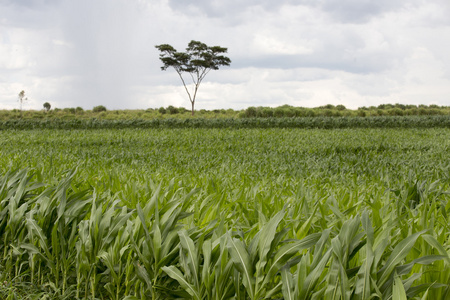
[155,40,231,115]
[18,90,27,113]
[43,102,51,112]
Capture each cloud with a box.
[316,0,410,23]
[0,0,449,111]
[167,0,297,20]
[166,0,417,24]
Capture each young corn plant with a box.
[22,171,91,294]
[131,184,197,299]
[162,230,236,299]
[227,209,322,299]
[280,229,333,300]
[98,220,135,300]
[0,169,44,283]
[75,195,133,299]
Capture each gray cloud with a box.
[233,53,390,74]
[316,0,411,23]
[0,0,449,110]
[2,0,54,8]
[167,0,293,17]
[166,0,417,24]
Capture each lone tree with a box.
[155,40,231,116]
[43,102,51,112]
[18,90,27,112]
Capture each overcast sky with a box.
[1,0,450,111]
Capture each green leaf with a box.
[392,274,407,300]
[178,230,199,289]
[227,234,255,299]
[377,230,426,287]
[135,263,152,291]
[281,267,295,300]
[255,209,285,295]
[300,249,332,299]
[162,265,201,300]
[354,249,375,300]
[422,234,450,263]
[296,207,317,240]
[258,209,285,264]
[26,216,52,259]
[396,255,446,276]
[262,233,321,288]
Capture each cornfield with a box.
[0,127,449,299]
[1,115,450,130]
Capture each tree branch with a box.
[176,69,193,104]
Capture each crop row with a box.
[1,115,450,130]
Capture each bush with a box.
[260,108,273,118]
[158,107,166,114]
[167,105,179,114]
[378,104,394,109]
[245,107,257,117]
[388,108,404,116]
[357,110,367,117]
[323,109,334,117]
[304,109,316,117]
[405,108,418,116]
[63,107,76,114]
[283,107,296,117]
[428,109,441,115]
[273,107,286,117]
[394,103,406,110]
[319,104,335,110]
[93,105,107,113]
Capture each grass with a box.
[0,127,449,299]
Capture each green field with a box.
[1,127,449,299]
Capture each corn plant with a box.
[0,126,449,299]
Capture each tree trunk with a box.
[191,101,195,116]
